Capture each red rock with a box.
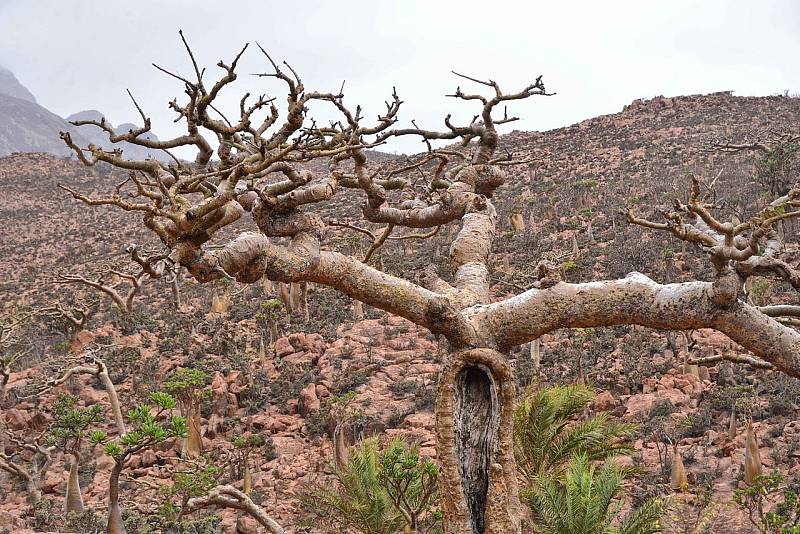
[79,385,107,406]
[275,337,294,357]
[595,391,616,411]
[271,436,303,456]
[3,408,31,431]
[41,469,65,494]
[403,412,433,429]
[69,329,95,354]
[211,372,228,396]
[298,383,320,416]
[236,515,260,534]
[141,449,157,468]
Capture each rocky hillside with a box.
[2,92,800,533]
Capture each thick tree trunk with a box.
[97,364,126,437]
[65,453,84,514]
[170,274,182,310]
[269,319,279,345]
[333,422,349,469]
[243,462,252,494]
[352,299,364,320]
[26,479,42,506]
[530,339,541,376]
[182,404,203,458]
[436,349,521,534]
[107,461,126,534]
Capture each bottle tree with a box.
[164,367,211,459]
[90,391,186,534]
[46,393,103,515]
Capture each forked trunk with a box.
[436,349,521,534]
[65,453,84,514]
[107,461,126,534]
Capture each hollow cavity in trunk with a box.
[454,364,499,533]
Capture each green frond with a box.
[525,451,663,534]
[616,496,669,534]
[514,384,637,483]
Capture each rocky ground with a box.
[2,92,800,533]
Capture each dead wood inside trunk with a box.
[454,365,499,533]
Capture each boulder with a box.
[298,383,320,415]
[594,390,616,411]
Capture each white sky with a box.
[0,0,798,155]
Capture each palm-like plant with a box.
[307,437,402,534]
[513,384,636,482]
[303,436,440,534]
[526,454,667,534]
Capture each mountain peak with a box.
[0,66,37,104]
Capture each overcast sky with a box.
[1,0,798,155]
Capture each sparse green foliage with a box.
[93,391,186,460]
[164,368,211,402]
[47,394,103,454]
[756,142,800,196]
[561,260,578,271]
[302,436,441,533]
[159,463,222,523]
[378,437,441,532]
[733,472,800,533]
[576,178,598,189]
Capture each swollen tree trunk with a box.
[333,422,349,469]
[107,461,126,534]
[352,299,364,320]
[243,462,253,494]
[182,403,203,458]
[744,420,762,485]
[436,349,521,534]
[170,274,182,310]
[530,339,541,376]
[268,318,279,345]
[97,363,126,437]
[65,453,84,514]
[299,281,310,322]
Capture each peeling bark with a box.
[476,273,800,377]
[58,52,800,534]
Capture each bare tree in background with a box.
[53,244,172,314]
[60,34,800,533]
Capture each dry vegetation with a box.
[2,38,800,534]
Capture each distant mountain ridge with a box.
[0,66,166,160]
[0,66,36,103]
